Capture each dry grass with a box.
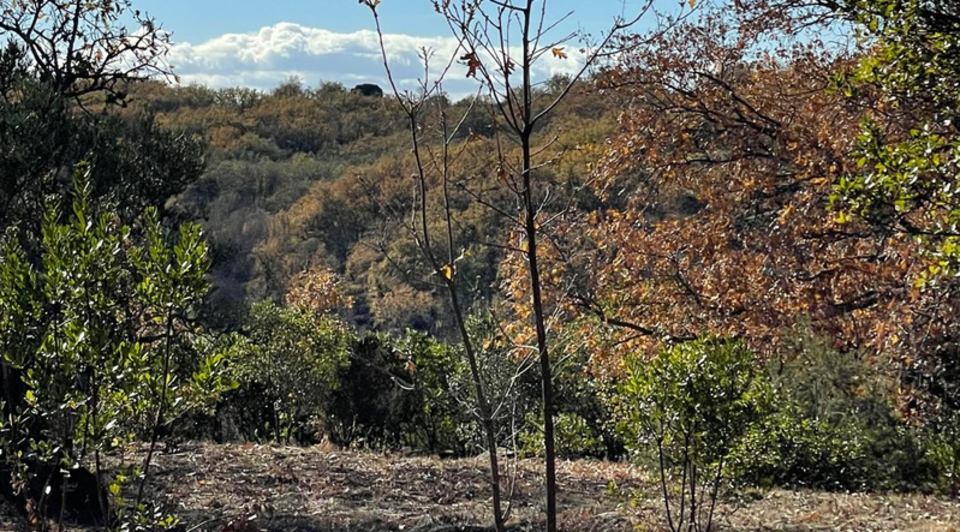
[2,442,959,531]
[139,442,643,531]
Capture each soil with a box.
[1,442,958,531]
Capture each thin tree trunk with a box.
[656,436,677,532]
[449,285,506,532]
[135,309,175,508]
[519,2,557,529]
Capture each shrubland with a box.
[2,0,960,530]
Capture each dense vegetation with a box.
[2,0,960,530]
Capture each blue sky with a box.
[137,0,659,45]
[130,0,673,94]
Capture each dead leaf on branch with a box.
[460,52,481,78]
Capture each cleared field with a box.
[2,443,958,531]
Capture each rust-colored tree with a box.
[540,0,960,420]
[286,265,354,319]
[565,1,889,361]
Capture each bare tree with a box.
[436,2,652,530]
[362,1,652,530]
[0,0,174,102]
[360,4,510,530]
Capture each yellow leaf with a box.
[777,204,794,223]
[441,264,453,280]
[551,47,568,60]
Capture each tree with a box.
[0,1,199,445]
[0,42,203,234]
[828,0,960,422]
[522,0,931,374]
[285,265,354,319]
[0,0,173,101]
[831,0,960,278]
[0,0,195,232]
[521,0,960,477]
[361,3,510,525]
[362,1,651,529]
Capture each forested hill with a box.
[122,77,620,332]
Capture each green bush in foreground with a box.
[0,169,231,526]
[617,337,772,532]
[616,332,957,532]
[225,300,351,444]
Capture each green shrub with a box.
[730,330,944,492]
[617,337,772,532]
[518,318,624,460]
[729,406,872,491]
[226,300,352,443]
[326,330,469,453]
[520,412,606,459]
[924,412,960,492]
[0,171,231,525]
[387,330,466,451]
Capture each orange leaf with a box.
[460,52,481,78]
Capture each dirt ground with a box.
[2,443,959,531]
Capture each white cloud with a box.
[167,22,585,98]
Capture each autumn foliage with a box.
[286,266,354,318]
[492,2,941,383]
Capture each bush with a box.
[521,412,607,459]
[924,412,960,493]
[729,330,944,492]
[518,354,622,460]
[389,331,466,452]
[617,337,772,532]
[326,330,468,453]
[224,300,352,444]
[729,406,873,491]
[0,172,230,525]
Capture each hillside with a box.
[120,78,620,334]
[5,0,960,531]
